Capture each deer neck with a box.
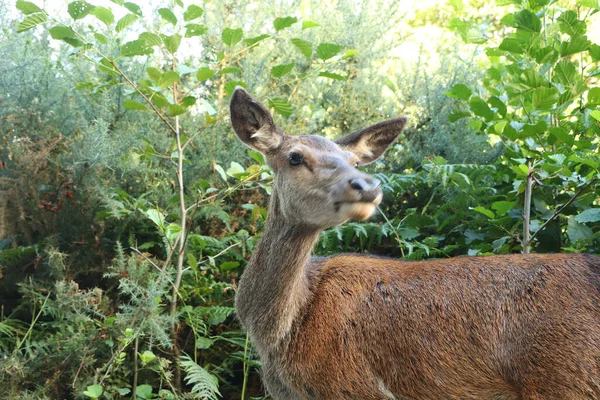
[235,191,321,351]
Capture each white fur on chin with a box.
[340,202,377,221]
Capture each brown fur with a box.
[230,88,600,399]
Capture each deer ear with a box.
[230,87,284,153]
[335,117,408,165]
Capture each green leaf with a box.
[560,35,591,57]
[146,68,161,82]
[533,46,558,64]
[549,127,574,146]
[557,10,586,36]
[120,39,153,57]
[168,104,186,116]
[158,71,180,87]
[591,110,600,121]
[532,87,559,110]
[214,164,227,182]
[83,384,103,399]
[268,98,294,116]
[448,111,471,122]
[116,14,137,32]
[99,58,119,76]
[577,0,600,9]
[196,337,214,349]
[514,9,541,32]
[271,62,295,78]
[469,97,494,120]
[185,23,207,37]
[244,34,270,46]
[499,38,524,54]
[196,68,215,81]
[399,227,420,240]
[124,2,142,16]
[465,27,488,44]
[219,67,242,74]
[492,201,515,216]
[548,153,567,165]
[222,28,243,46]
[68,1,95,20]
[91,6,114,26]
[343,49,359,58]
[447,17,487,44]
[158,8,177,25]
[318,71,345,80]
[472,206,495,219]
[187,253,198,271]
[123,99,147,110]
[17,12,47,33]
[553,60,578,87]
[180,96,196,107]
[291,38,312,58]
[139,32,162,47]
[302,20,320,29]
[522,120,547,136]
[567,216,593,242]
[450,0,464,10]
[519,69,547,88]
[590,44,600,61]
[16,0,42,15]
[151,93,169,108]
[489,96,507,117]
[224,80,246,97]
[183,5,203,21]
[575,208,600,223]
[587,88,600,105]
[221,259,241,271]
[444,83,472,100]
[135,384,153,400]
[94,32,108,44]
[317,43,343,60]
[273,16,297,31]
[49,26,77,40]
[494,120,507,134]
[139,350,156,364]
[162,34,181,54]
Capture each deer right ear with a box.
[230,87,283,153]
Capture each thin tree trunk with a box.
[523,163,533,254]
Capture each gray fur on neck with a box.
[235,191,321,351]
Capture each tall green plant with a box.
[447,0,600,253]
[14,0,353,396]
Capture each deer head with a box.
[230,87,407,229]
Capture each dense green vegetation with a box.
[1,0,599,398]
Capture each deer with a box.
[230,87,600,400]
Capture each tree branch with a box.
[108,60,179,136]
[528,177,598,245]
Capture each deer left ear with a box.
[335,117,408,165]
[230,87,284,154]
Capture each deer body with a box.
[230,88,600,399]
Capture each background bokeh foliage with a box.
[1,0,599,398]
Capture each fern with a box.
[180,355,221,400]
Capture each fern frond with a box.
[180,354,221,400]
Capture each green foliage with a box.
[447,0,600,252]
[180,355,221,400]
[2,0,598,398]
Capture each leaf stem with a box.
[527,178,598,245]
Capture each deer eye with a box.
[354,162,360,168]
[289,152,304,166]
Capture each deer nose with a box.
[348,177,381,202]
